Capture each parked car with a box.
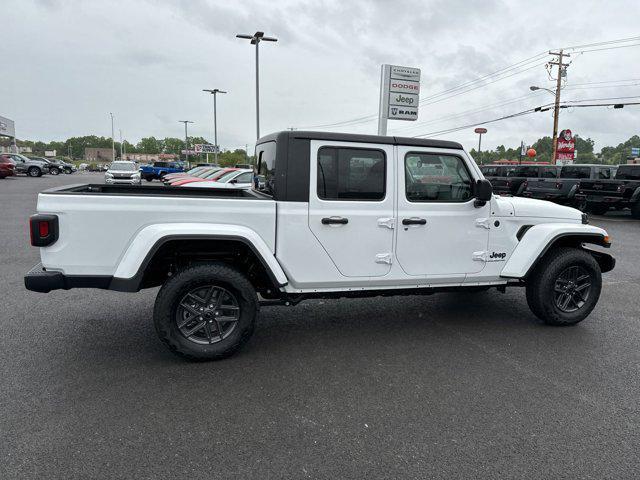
[27,156,66,175]
[167,167,228,186]
[25,130,614,361]
[183,169,254,189]
[575,164,640,217]
[5,153,50,177]
[485,164,559,196]
[47,158,77,174]
[140,161,185,182]
[163,166,209,182]
[105,161,141,185]
[522,164,617,208]
[0,154,16,178]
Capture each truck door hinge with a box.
[377,217,395,229]
[473,251,487,262]
[375,253,393,265]
[475,218,491,229]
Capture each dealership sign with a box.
[555,129,576,164]
[378,65,421,132]
[194,144,219,154]
[0,115,15,138]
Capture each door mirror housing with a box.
[474,179,492,207]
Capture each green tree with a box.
[137,137,162,154]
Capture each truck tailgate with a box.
[36,191,277,276]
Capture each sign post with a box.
[377,64,421,135]
[474,127,487,164]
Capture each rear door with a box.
[308,140,394,277]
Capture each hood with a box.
[503,196,582,222]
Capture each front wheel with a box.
[153,263,258,361]
[50,167,60,175]
[526,247,602,326]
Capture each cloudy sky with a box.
[2,0,640,153]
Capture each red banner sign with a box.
[555,129,575,163]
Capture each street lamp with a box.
[236,31,277,139]
[202,89,226,162]
[530,84,563,162]
[178,120,194,165]
[529,85,556,96]
[109,112,115,162]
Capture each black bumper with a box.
[25,263,112,293]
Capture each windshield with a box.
[216,170,239,182]
[109,162,137,171]
[200,168,223,179]
[560,166,591,179]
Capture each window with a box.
[509,166,539,178]
[481,166,500,177]
[616,166,640,180]
[317,147,385,201]
[235,172,253,183]
[405,153,472,202]
[256,141,277,196]
[598,168,612,180]
[560,166,591,179]
[541,166,559,178]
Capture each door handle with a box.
[322,217,349,225]
[402,218,427,225]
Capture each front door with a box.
[395,147,490,277]
[308,140,395,277]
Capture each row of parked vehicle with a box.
[480,163,640,218]
[103,161,258,190]
[0,153,77,179]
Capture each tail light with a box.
[29,214,59,247]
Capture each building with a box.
[123,153,178,163]
[84,147,114,162]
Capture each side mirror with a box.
[474,179,492,207]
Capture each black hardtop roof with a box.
[257,130,463,150]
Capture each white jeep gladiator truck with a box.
[25,131,615,360]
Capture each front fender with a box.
[112,223,288,285]
[501,223,610,278]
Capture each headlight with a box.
[105,172,113,178]
[132,173,140,178]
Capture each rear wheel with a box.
[27,167,41,177]
[526,247,601,326]
[50,167,60,175]
[153,263,258,361]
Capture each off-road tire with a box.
[630,201,640,219]
[154,263,258,361]
[526,247,602,326]
[588,204,609,216]
[27,167,41,177]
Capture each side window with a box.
[235,172,253,183]
[598,168,611,180]
[256,141,277,196]
[541,167,558,178]
[405,153,472,202]
[317,147,385,201]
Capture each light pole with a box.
[178,120,194,166]
[109,112,115,162]
[236,31,277,139]
[202,89,226,162]
[474,127,487,164]
[119,129,123,160]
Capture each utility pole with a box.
[519,140,524,165]
[178,120,194,166]
[203,89,226,162]
[236,31,278,139]
[119,129,123,160]
[109,112,115,162]
[548,50,570,164]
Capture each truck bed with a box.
[36,184,277,277]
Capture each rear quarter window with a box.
[256,141,277,196]
[616,166,640,180]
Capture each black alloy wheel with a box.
[553,265,592,313]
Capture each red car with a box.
[170,168,237,187]
[0,154,16,178]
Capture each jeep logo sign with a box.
[379,64,421,123]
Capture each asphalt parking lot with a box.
[1,172,639,479]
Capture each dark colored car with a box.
[576,164,640,217]
[522,164,617,207]
[481,164,559,196]
[139,161,185,182]
[0,154,16,178]
[47,158,77,174]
